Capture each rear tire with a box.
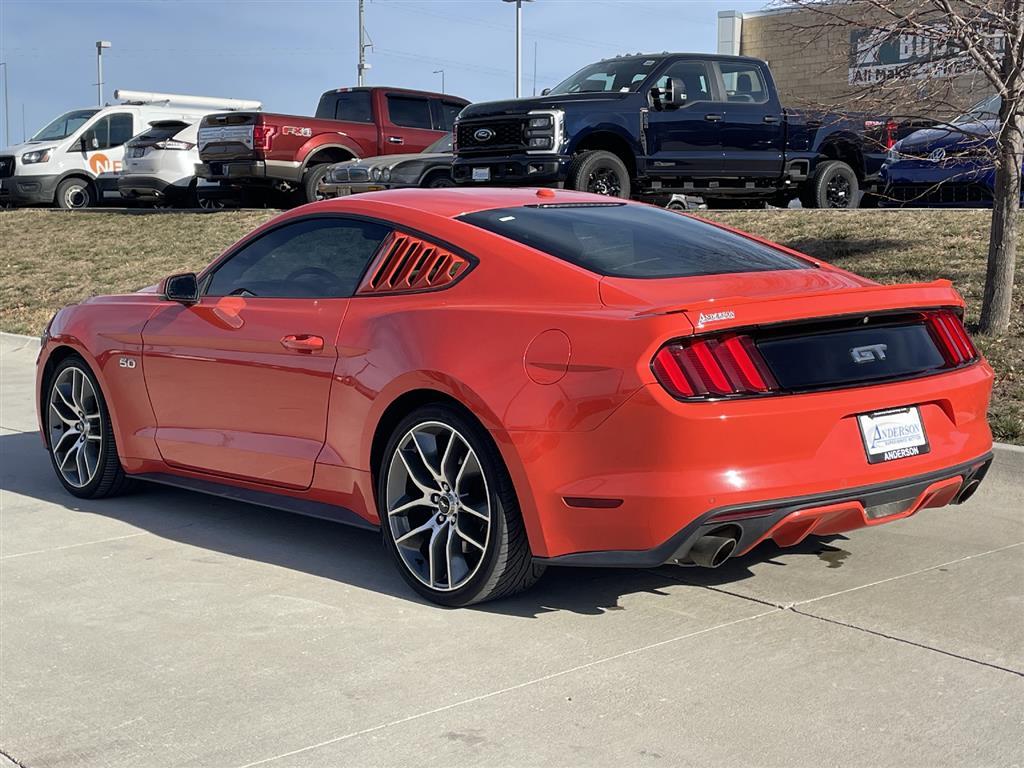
[43,355,132,499]
[566,150,631,198]
[55,178,96,210]
[301,164,333,204]
[800,160,859,209]
[378,404,544,606]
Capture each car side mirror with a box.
[163,273,200,305]
[541,87,551,96]
[651,78,686,111]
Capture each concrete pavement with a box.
[1,333,1022,767]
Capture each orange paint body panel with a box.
[36,188,994,567]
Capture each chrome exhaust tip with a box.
[953,478,981,505]
[686,534,738,568]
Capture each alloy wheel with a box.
[587,166,622,197]
[48,366,103,488]
[385,421,492,592]
[825,175,851,208]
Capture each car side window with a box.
[718,62,769,104]
[654,61,717,104]
[387,95,433,130]
[205,218,391,299]
[434,100,464,131]
[88,113,135,149]
[335,92,373,123]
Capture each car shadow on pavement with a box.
[1,430,845,618]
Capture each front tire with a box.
[44,356,131,498]
[378,404,544,606]
[566,150,631,198]
[55,178,96,210]
[800,160,860,209]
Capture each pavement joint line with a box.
[0,531,151,560]
[791,541,1024,608]
[0,747,29,768]
[789,605,1024,678]
[231,608,779,768]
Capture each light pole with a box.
[95,41,111,105]
[0,62,9,148]
[433,69,445,94]
[502,0,534,98]
[357,0,373,86]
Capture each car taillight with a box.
[653,334,778,399]
[925,310,978,367]
[154,139,195,151]
[252,124,275,151]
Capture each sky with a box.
[0,0,767,147]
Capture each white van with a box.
[0,90,260,209]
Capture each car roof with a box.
[308,187,620,219]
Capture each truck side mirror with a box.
[162,273,200,305]
[79,133,99,152]
[662,77,687,109]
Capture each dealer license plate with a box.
[472,167,491,182]
[858,407,930,464]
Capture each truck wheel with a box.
[566,150,631,198]
[301,164,332,204]
[55,178,96,210]
[800,160,859,209]
[424,172,456,188]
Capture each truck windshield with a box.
[953,94,1000,124]
[459,203,810,279]
[31,109,100,142]
[547,58,662,95]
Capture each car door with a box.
[384,93,441,153]
[644,59,724,178]
[141,216,391,489]
[714,59,785,179]
[74,111,136,197]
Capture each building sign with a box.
[849,26,1005,85]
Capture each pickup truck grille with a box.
[0,156,14,178]
[456,118,526,154]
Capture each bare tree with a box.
[779,0,1021,334]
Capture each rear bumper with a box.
[452,154,568,185]
[118,175,192,202]
[508,362,994,561]
[196,159,302,184]
[536,453,992,567]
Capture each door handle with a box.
[763,115,780,124]
[280,334,324,353]
[387,136,404,144]
[704,113,723,122]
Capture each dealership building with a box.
[717,4,995,119]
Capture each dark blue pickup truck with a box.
[452,53,900,208]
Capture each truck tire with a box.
[800,160,859,209]
[566,150,631,198]
[55,177,96,210]
[301,164,332,204]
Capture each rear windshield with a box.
[459,203,810,278]
[132,121,189,143]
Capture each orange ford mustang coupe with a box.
[37,188,993,605]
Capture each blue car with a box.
[882,95,1020,207]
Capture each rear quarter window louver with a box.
[358,232,471,295]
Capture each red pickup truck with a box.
[196,86,468,205]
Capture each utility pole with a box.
[502,0,533,98]
[433,69,445,94]
[357,0,371,86]
[0,62,8,148]
[95,41,111,105]
[22,103,26,142]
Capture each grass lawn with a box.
[1,207,1020,443]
